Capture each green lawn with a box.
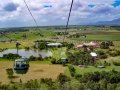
[65,56,120,76]
[73,35,120,41]
[65,65,120,77]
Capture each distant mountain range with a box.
[95,18,120,25]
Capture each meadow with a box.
[0,26,120,85]
[0,59,65,84]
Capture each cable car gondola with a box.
[14,58,29,74]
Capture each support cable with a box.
[63,0,74,42]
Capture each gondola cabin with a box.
[14,58,29,70]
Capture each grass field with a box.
[65,56,120,77]
[71,30,120,41]
[73,35,120,41]
[0,29,120,49]
[1,28,120,84]
[0,60,65,84]
[65,65,120,77]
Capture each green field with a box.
[73,35,120,41]
[1,26,120,85]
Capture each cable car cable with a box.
[23,0,43,36]
[23,0,38,27]
[63,0,74,42]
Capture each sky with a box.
[0,0,120,27]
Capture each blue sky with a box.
[0,0,120,27]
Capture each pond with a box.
[0,49,52,58]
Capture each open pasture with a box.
[71,30,120,41]
[0,60,65,84]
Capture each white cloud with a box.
[0,0,120,27]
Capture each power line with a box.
[63,0,74,42]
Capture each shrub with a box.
[24,47,30,51]
[100,41,109,49]
[56,59,62,64]
[108,49,120,57]
[107,41,114,46]
[67,43,74,49]
[100,54,108,59]
[57,73,70,85]
[103,61,111,66]
[109,51,118,57]
[75,74,82,80]
[3,53,21,59]
[68,65,76,77]
[113,61,120,66]
[97,50,108,59]
[29,56,36,61]
[97,50,106,55]
[51,58,56,64]
[41,78,53,86]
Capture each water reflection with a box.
[0,49,52,58]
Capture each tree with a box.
[68,65,76,77]
[67,43,74,50]
[100,41,109,49]
[67,51,92,65]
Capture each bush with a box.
[29,56,36,61]
[100,54,108,59]
[97,50,106,55]
[103,61,111,66]
[41,78,53,86]
[100,41,109,49]
[51,58,56,64]
[75,74,82,80]
[24,47,30,51]
[68,65,76,77]
[109,51,118,57]
[113,61,120,66]
[108,49,120,57]
[97,50,108,59]
[67,43,74,49]
[37,57,43,61]
[57,73,70,85]
[56,59,62,64]
[107,41,114,46]
[3,53,21,59]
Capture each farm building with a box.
[75,42,100,49]
[47,43,62,47]
[90,52,98,62]
[90,52,97,57]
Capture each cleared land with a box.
[1,27,120,84]
[0,60,65,84]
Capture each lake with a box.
[0,49,52,58]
